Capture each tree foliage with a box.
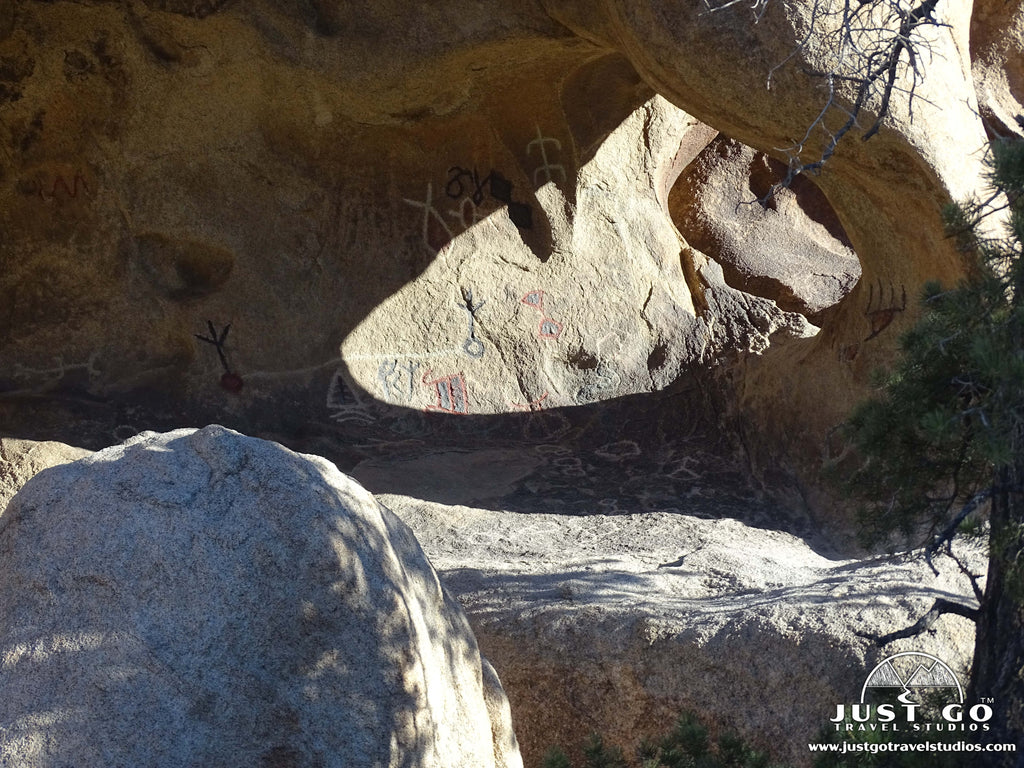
[842,137,1024,556]
[838,136,1024,761]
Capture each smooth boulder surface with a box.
[671,136,861,324]
[0,426,521,768]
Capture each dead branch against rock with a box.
[858,597,980,646]
[924,488,992,574]
[703,0,946,200]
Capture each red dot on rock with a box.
[220,372,244,393]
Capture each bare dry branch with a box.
[945,542,986,604]
[857,597,980,646]
[705,0,948,201]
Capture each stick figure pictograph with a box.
[195,320,244,393]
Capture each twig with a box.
[707,0,946,202]
[944,541,985,604]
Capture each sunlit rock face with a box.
[0,437,91,511]
[387,492,982,768]
[0,6,1008,767]
[0,431,985,768]
[970,0,1024,137]
[542,0,991,500]
[0,0,995,509]
[670,136,860,326]
[338,95,820,419]
[0,426,522,768]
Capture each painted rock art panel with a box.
[0,5,844,475]
[340,96,782,418]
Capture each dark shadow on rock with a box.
[0,367,835,555]
[439,561,976,618]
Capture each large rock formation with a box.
[542,0,990,483]
[0,0,1006,517]
[0,426,521,768]
[0,4,1016,766]
[0,432,985,767]
[0,0,815,441]
[670,136,860,325]
[385,493,983,768]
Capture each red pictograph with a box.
[510,392,549,411]
[37,172,92,202]
[521,290,563,340]
[423,370,469,414]
[521,290,545,311]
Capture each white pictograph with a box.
[13,353,101,386]
[403,182,454,251]
[527,125,566,186]
[326,368,373,425]
[447,195,485,231]
[377,359,421,404]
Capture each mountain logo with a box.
[861,651,963,705]
[829,650,992,733]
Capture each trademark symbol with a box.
[981,697,995,704]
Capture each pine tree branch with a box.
[925,488,992,574]
[857,598,980,646]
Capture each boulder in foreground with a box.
[0,425,520,768]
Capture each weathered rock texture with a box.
[0,437,90,511]
[385,493,983,768]
[544,0,991,491]
[0,0,1008,518]
[0,0,815,445]
[671,137,860,325]
[0,8,1015,760]
[0,426,521,768]
[971,0,1024,136]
